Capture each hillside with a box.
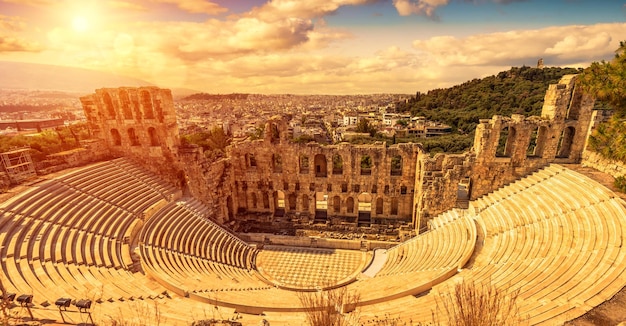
[397,66,582,133]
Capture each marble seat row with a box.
[139,198,263,295]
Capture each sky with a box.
[0,0,625,94]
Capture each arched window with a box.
[390,155,402,176]
[332,196,340,213]
[119,90,133,119]
[140,90,155,119]
[376,197,383,215]
[391,198,399,215]
[275,190,285,208]
[314,154,327,177]
[301,194,309,212]
[315,192,327,210]
[557,127,576,158]
[103,92,116,119]
[332,154,343,175]
[299,155,309,174]
[288,193,297,210]
[263,193,270,209]
[527,127,539,157]
[247,153,257,167]
[496,126,515,158]
[360,155,372,175]
[272,154,282,173]
[110,129,122,146]
[127,128,140,146]
[346,197,354,214]
[251,192,258,209]
[358,192,372,212]
[148,127,159,146]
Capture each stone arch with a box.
[148,127,159,146]
[315,197,329,219]
[314,154,327,177]
[288,193,297,210]
[251,192,258,209]
[275,190,285,208]
[346,197,355,214]
[358,192,372,212]
[272,154,282,173]
[534,126,549,157]
[391,198,399,215]
[140,90,155,119]
[332,196,340,213]
[332,154,343,175]
[360,155,372,175]
[301,194,310,213]
[375,197,383,215]
[246,153,257,167]
[299,155,309,174]
[119,90,133,119]
[496,126,515,157]
[263,193,270,209]
[110,129,122,146]
[127,128,140,146]
[103,92,116,119]
[390,155,402,176]
[357,192,372,224]
[557,126,576,158]
[526,126,539,157]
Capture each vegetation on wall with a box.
[0,123,89,162]
[181,127,232,161]
[397,66,581,134]
[580,41,626,164]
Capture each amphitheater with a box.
[1,74,626,325]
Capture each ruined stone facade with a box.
[80,87,182,185]
[415,74,596,228]
[80,74,597,233]
[226,117,421,227]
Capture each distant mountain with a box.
[0,61,198,96]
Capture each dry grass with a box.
[435,280,525,326]
[101,301,164,326]
[298,287,361,326]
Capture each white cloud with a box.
[151,0,227,15]
[412,23,626,66]
[393,0,449,17]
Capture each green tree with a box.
[579,41,626,115]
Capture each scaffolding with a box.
[1,146,36,184]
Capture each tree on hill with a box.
[579,41,626,116]
[397,66,581,134]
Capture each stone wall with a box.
[582,151,626,178]
[227,117,422,226]
[80,87,183,187]
[413,74,596,228]
[77,74,599,234]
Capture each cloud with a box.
[107,1,147,11]
[393,0,528,17]
[0,15,26,32]
[412,23,626,66]
[249,0,381,21]
[0,0,53,5]
[393,0,449,17]
[0,35,41,52]
[151,0,227,15]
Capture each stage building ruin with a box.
[79,74,596,233]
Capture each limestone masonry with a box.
[80,74,596,232]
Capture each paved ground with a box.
[256,246,368,290]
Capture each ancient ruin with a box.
[0,74,624,325]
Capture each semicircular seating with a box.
[1,160,626,326]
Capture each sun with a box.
[72,15,89,32]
